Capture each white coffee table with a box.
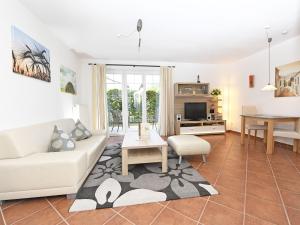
[121,130,168,175]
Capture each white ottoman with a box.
[167,135,211,164]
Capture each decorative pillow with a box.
[71,120,92,141]
[48,126,76,152]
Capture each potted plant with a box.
[210,88,221,100]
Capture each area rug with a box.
[69,143,218,212]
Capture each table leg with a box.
[175,122,180,135]
[266,120,274,154]
[295,119,300,153]
[263,122,268,144]
[241,116,246,145]
[293,139,299,153]
[122,148,128,176]
[296,118,300,132]
[162,146,168,173]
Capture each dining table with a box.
[240,114,300,154]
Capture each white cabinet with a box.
[176,120,226,135]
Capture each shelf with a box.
[175,83,210,96]
[175,94,212,98]
[178,120,225,124]
[127,148,162,164]
[179,123,226,135]
[211,98,222,102]
[175,82,210,85]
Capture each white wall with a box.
[229,36,300,142]
[0,0,80,131]
[78,35,300,134]
[77,34,300,143]
[78,59,230,129]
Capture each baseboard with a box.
[226,130,239,135]
[227,130,293,150]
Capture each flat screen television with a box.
[184,102,207,120]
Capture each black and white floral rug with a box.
[69,143,218,212]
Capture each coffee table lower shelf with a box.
[122,147,167,175]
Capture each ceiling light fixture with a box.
[117,19,143,51]
[137,19,142,49]
[262,27,277,91]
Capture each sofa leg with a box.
[67,194,77,199]
[202,155,207,163]
[0,200,4,206]
[178,156,182,164]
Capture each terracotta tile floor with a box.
[1,133,300,225]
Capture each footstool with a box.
[167,135,211,164]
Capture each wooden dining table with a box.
[241,114,300,154]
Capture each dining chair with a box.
[273,129,300,153]
[242,105,267,144]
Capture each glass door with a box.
[106,73,123,135]
[126,74,143,132]
[146,75,160,131]
[106,68,160,135]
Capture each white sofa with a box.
[0,119,107,202]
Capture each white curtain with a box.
[92,64,108,134]
[159,66,175,136]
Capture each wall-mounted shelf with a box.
[174,94,212,97]
[175,83,210,96]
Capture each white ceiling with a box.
[19,0,300,63]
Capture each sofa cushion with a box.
[48,126,76,152]
[75,134,106,168]
[0,151,87,193]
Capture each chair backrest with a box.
[242,105,259,125]
[242,105,257,115]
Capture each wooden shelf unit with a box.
[174,82,225,135]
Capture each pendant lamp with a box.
[262,35,277,91]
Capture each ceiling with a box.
[19,0,300,63]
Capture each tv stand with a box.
[175,120,226,135]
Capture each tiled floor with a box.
[1,133,300,225]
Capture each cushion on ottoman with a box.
[167,135,211,156]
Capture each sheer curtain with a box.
[159,66,175,136]
[92,64,108,135]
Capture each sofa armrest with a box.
[0,133,18,159]
[0,151,88,193]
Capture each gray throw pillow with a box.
[48,126,76,152]
[71,120,92,141]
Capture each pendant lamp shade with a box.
[262,84,277,91]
